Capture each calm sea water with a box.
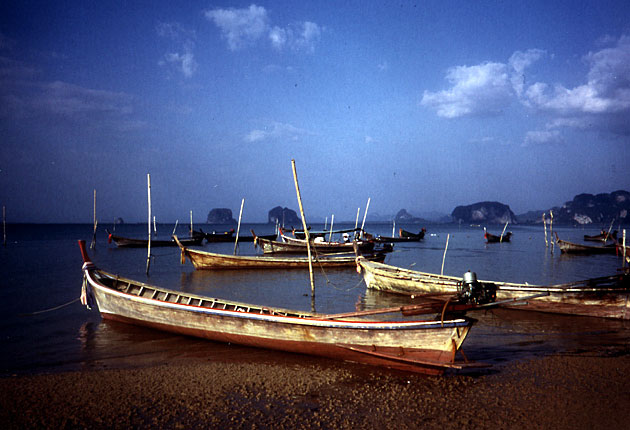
[1,222,629,377]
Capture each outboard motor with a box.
[457,271,497,305]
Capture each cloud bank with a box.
[422,35,630,139]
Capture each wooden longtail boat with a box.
[253,231,377,254]
[107,231,204,248]
[174,236,387,270]
[555,233,618,255]
[200,228,277,243]
[484,228,512,243]
[356,257,630,319]
[584,230,617,242]
[377,228,427,243]
[78,240,477,375]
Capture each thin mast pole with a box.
[360,197,371,237]
[90,189,97,249]
[234,198,244,255]
[441,234,450,276]
[146,173,152,275]
[291,159,315,297]
[328,214,335,242]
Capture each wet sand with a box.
[2,350,630,429]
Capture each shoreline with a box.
[2,351,629,429]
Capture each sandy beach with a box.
[2,349,629,430]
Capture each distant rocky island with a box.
[206,208,236,224]
[268,206,300,225]
[451,202,517,225]
[203,190,629,227]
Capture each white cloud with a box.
[508,49,545,96]
[523,130,564,146]
[205,4,321,52]
[245,121,306,143]
[422,35,630,137]
[204,4,270,51]
[156,22,197,78]
[524,35,630,115]
[421,62,513,118]
[161,43,197,78]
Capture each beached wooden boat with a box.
[484,228,512,243]
[555,233,618,255]
[78,240,478,375]
[107,231,204,248]
[356,257,630,319]
[174,236,386,270]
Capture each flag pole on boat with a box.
[146,173,152,275]
[291,159,315,298]
[234,198,244,255]
[189,210,193,236]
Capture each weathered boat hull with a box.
[357,257,630,319]
[179,245,386,270]
[80,241,474,375]
[256,235,376,254]
[555,233,618,255]
[108,234,204,248]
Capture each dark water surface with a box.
[1,222,629,377]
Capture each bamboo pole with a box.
[328,214,335,242]
[153,216,157,236]
[550,210,554,254]
[172,220,179,235]
[392,220,396,237]
[90,189,97,249]
[623,229,627,267]
[190,210,193,235]
[360,197,371,237]
[542,212,548,247]
[146,173,152,275]
[354,208,360,230]
[291,159,315,296]
[234,198,245,255]
[500,221,508,243]
[441,234,450,276]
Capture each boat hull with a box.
[181,247,385,270]
[357,258,630,319]
[83,265,473,375]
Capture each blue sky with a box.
[1,1,629,223]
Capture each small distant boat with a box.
[174,235,386,270]
[484,228,512,243]
[107,230,204,248]
[375,228,426,243]
[78,240,478,375]
[555,233,619,255]
[200,228,235,242]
